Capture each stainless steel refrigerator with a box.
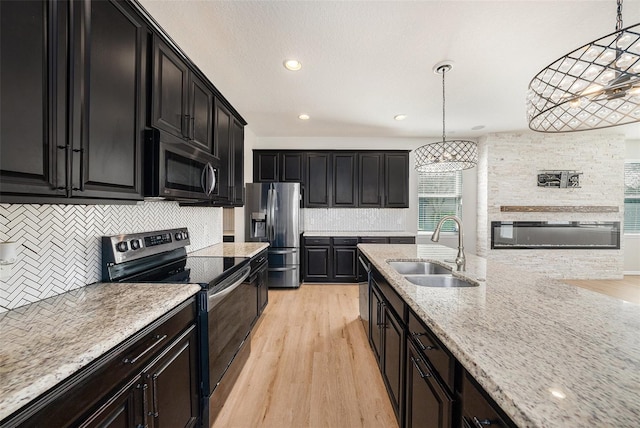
[245,182,302,288]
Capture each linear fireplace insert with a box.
[491,221,620,249]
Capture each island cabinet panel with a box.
[305,153,332,207]
[358,153,384,207]
[369,271,405,424]
[1,0,146,202]
[8,300,199,428]
[405,341,454,428]
[461,371,516,428]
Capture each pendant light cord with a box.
[617,0,623,31]
[442,67,446,143]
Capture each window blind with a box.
[418,171,462,232]
[624,162,640,233]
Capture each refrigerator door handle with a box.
[270,187,278,242]
[266,188,273,241]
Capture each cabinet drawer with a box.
[408,310,455,393]
[332,237,358,246]
[359,237,389,244]
[388,236,415,244]
[304,237,331,246]
[462,371,515,428]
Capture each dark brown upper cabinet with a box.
[152,36,214,154]
[0,0,146,203]
[358,153,384,207]
[333,153,357,207]
[305,152,332,207]
[253,151,304,183]
[232,118,245,205]
[384,153,409,208]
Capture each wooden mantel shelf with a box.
[500,205,619,213]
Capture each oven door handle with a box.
[208,265,251,310]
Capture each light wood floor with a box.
[211,284,398,428]
[563,275,640,305]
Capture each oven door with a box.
[145,129,220,200]
[205,264,253,394]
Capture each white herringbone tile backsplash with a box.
[0,202,222,312]
[304,208,407,232]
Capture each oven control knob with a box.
[175,232,184,241]
[183,231,189,239]
[116,241,128,252]
[130,239,141,250]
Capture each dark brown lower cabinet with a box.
[405,341,453,428]
[79,378,141,428]
[461,371,515,428]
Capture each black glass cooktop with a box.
[121,256,249,289]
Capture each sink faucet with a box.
[431,215,466,271]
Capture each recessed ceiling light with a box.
[394,114,407,121]
[284,59,302,71]
[298,114,310,120]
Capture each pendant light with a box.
[527,0,640,132]
[414,62,478,173]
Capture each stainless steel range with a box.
[102,228,256,427]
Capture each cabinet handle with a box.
[151,373,160,417]
[472,416,493,427]
[139,383,149,428]
[71,147,85,192]
[123,334,167,365]
[410,356,431,379]
[376,302,383,327]
[412,332,436,351]
[191,116,196,140]
[183,114,190,139]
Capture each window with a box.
[418,171,462,232]
[625,161,640,233]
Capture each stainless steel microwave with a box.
[144,129,220,201]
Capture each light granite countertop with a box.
[303,231,415,237]
[0,282,200,423]
[357,243,640,428]
[189,242,269,258]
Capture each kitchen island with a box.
[357,243,640,427]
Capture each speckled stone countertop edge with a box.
[303,231,415,237]
[189,242,269,258]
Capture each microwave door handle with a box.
[201,163,209,194]
[207,163,216,196]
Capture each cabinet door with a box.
[369,284,383,366]
[232,119,245,205]
[383,305,404,420]
[333,153,357,207]
[385,153,409,207]
[0,0,65,198]
[280,152,304,182]
[214,99,232,201]
[189,74,214,152]
[79,378,143,428]
[358,153,383,207]
[257,264,269,314]
[305,153,331,207]
[405,342,453,428]
[304,246,331,281]
[333,246,358,281]
[253,151,279,182]
[72,0,145,200]
[144,326,199,428]
[152,37,188,139]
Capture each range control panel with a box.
[102,228,190,266]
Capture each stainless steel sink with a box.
[404,275,478,288]
[388,261,451,275]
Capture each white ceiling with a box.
[139,0,640,140]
